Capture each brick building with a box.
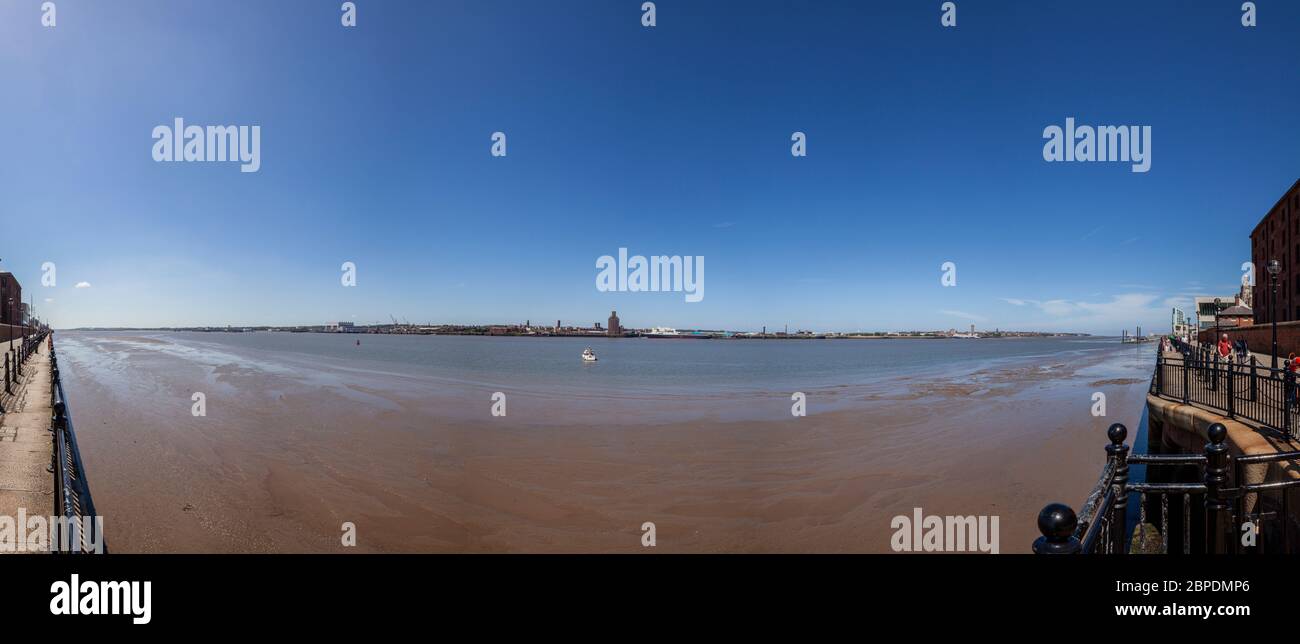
[0,273,21,326]
[1250,179,1300,325]
[607,311,621,337]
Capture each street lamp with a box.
[1214,297,1222,345]
[1269,259,1282,369]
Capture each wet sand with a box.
[57,332,1152,553]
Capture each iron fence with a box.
[1153,338,1298,440]
[1035,422,1300,554]
[48,338,106,554]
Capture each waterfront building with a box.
[0,273,21,326]
[1250,178,1300,324]
[607,311,621,337]
[1216,304,1254,327]
[1171,307,1189,337]
[1194,296,1235,331]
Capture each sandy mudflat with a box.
[56,333,1151,553]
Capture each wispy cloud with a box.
[74,282,91,289]
[940,309,987,321]
[998,292,1168,333]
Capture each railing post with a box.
[1227,360,1235,419]
[1250,356,1258,402]
[1155,351,1164,395]
[1183,354,1190,404]
[1106,423,1130,554]
[1288,370,1296,439]
[1204,423,1230,555]
[4,352,9,395]
[1033,503,1081,554]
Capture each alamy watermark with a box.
[890,507,999,553]
[152,118,261,173]
[596,248,704,302]
[0,508,105,553]
[1042,117,1151,173]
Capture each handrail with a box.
[48,338,106,554]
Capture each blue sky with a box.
[2,0,1297,334]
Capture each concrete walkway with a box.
[0,336,52,552]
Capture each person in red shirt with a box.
[1218,335,1232,361]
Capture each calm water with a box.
[58,330,1146,397]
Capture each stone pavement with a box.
[0,336,52,553]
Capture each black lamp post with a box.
[1214,297,1222,345]
[1269,259,1282,369]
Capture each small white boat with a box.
[581,347,598,362]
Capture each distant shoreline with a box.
[60,327,1093,339]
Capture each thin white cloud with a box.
[74,282,91,289]
[1039,299,1077,316]
[1000,293,1166,332]
[940,309,987,321]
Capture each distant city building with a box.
[1171,307,1190,336]
[20,303,30,325]
[1250,178,1300,324]
[1194,296,1235,331]
[0,273,21,326]
[608,311,621,337]
[325,321,356,332]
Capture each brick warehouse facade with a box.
[1251,179,1300,325]
[1203,321,1300,365]
[0,272,20,327]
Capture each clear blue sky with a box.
[2,0,1297,334]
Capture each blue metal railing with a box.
[48,338,106,554]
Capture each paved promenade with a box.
[0,336,52,552]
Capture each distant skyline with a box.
[3,1,1297,335]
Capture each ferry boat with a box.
[581,347,598,362]
[644,327,726,339]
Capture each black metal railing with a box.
[1035,422,1300,554]
[48,339,106,554]
[1152,339,1298,440]
[2,327,46,411]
